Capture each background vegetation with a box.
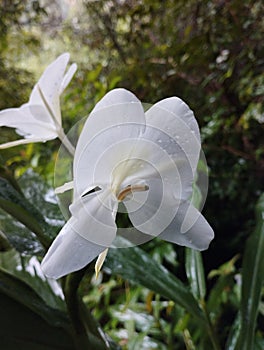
[0,1,263,349]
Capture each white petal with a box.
[0,105,57,138]
[29,53,72,124]
[159,201,214,250]
[74,128,140,198]
[124,177,182,238]
[152,97,200,140]
[74,89,146,196]
[41,217,107,279]
[0,107,35,127]
[59,63,77,94]
[75,88,145,154]
[93,88,141,112]
[145,97,201,175]
[128,126,194,195]
[74,124,193,203]
[69,188,118,247]
[23,104,54,125]
[122,136,202,241]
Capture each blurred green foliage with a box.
[0,0,263,349]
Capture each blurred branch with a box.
[221,145,255,161]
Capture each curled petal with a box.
[69,188,117,247]
[159,201,214,250]
[41,218,107,279]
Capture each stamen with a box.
[55,181,74,194]
[117,184,149,201]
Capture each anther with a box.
[117,184,149,201]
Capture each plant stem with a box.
[58,129,75,156]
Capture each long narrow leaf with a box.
[185,248,206,301]
[185,180,206,301]
[235,193,264,350]
[0,269,70,330]
[105,237,206,325]
[0,292,74,350]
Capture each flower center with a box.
[117,184,149,201]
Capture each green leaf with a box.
[185,248,206,301]
[104,237,206,326]
[225,313,241,350]
[0,177,50,249]
[235,193,264,350]
[207,274,236,316]
[0,252,117,350]
[18,169,65,233]
[0,207,43,254]
[0,292,74,350]
[0,249,65,311]
[186,175,206,301]
[0,269,70,330]
[0,229,12,251]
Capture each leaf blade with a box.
[235,193,264,349]
[185,248,206,301]
[105,237,206,325]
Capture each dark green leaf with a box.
[0,292,74,350]
[225,313,241,350]
[0,229,12,251]
[0,207,44,254]
[185,248,206,301]
[105,237,206,326]
[0,269,70,330]
[0,177,51,248]
[235,193,264,350]
[0,249,65,311]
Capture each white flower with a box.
[41,88,214,279]
[0,53,77,152]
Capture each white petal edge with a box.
[149,97,200,141]
[29,53,73,124]
[74,88,146,166]
[69,189,117,247]
[159,201,214,251]
[59,63,77,94]
[93,88,141,113]
[41,217,107,279]
[145,97,201,175]
[0,137,50,149]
